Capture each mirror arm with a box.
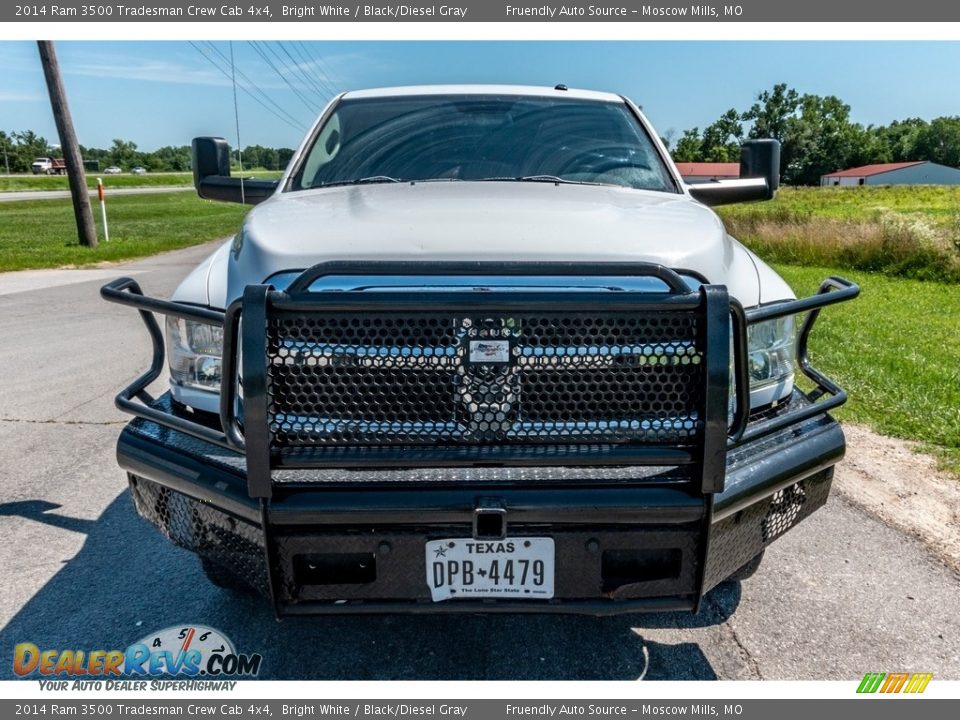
[197,176,278,205]
[687,178,771,207]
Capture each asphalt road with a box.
[0,186,192,203]
[0,242,958,681]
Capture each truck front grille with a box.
[266,312,705,447]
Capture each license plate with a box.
[425,537,555,601]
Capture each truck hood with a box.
[217,182,780,307]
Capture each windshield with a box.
[292,94,677,193]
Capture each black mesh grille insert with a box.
[128,474,268,595]
[266,311,704,448]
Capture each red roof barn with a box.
[820,161,960,186]
[675,162,740,183]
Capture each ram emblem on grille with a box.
[457,318,519,440]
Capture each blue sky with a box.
[2,41,960,151]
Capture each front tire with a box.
[200,556,256,594]
[726,550,765,582]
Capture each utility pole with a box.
[37,40,97,248]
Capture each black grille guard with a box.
[101,262,860,501]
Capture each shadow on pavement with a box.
[0,500,96,535]
[0,492,739,680]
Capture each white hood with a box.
[212,182,782,308]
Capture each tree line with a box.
[668,83,960,185]
[0,131,295,174]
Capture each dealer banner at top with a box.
[5,0,956,21]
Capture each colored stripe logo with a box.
[857,672,933,694]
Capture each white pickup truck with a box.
[103,85,858,617]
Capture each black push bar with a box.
[100,277,230,449]
[729,276,860,446]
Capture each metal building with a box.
[820,161,960,186]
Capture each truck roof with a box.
[341,84,626,103]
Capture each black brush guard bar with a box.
[230,263,730,501]
[101,265,860,495]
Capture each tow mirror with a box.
[687,139,781,207]
[191,137,278,205]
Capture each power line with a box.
[265,41,330,107]
[201,41,308,129]
[188,41,306,133]
[248,41,321,116]
[295,41,341,97]
[286,41,339,99]
[277,41,332,103]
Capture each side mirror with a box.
[191,137,279,205]
[687,139,781,207]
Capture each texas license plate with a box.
[425,537,555,601]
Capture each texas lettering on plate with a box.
[425,537,555,601]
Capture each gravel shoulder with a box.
[835,424,960,574]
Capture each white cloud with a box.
[64,56,234,87]
[0,90,42,102]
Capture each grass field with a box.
[0,170,280,192]
[778,264,960,475]
[0,192,249,271]
[719,186,960,283]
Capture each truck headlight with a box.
[729,315,796,423]
[165,317,223,391]
[747,316,795,391]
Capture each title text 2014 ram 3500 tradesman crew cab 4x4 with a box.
[103,85,859,617]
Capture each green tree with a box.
[912,116,960,167]
[145,145,191,171]
[108,138,140,169]
[781,94,863,185]
[743,84,801,143]
[277,148,295,170]
[260,147,279,171]
[235,145,258,170]
[11,130,51,173]
[699,108,743,162]
[872,118,927,163]
[672,128,703,162]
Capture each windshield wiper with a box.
[519,175,610,186]
[478,175,606,187]
[319,176,402,188]
[355,175,401,184]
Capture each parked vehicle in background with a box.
[31,157,66,175]
[103,85,859,617]
[103,166,122,174]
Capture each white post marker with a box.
[97,177,109,242]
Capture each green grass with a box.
[722,187,960,471]
[0,170,280,192]
[0,192,249,271]
[718,187,960,283]
[722,185,960,224]
[777,264,960,475]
